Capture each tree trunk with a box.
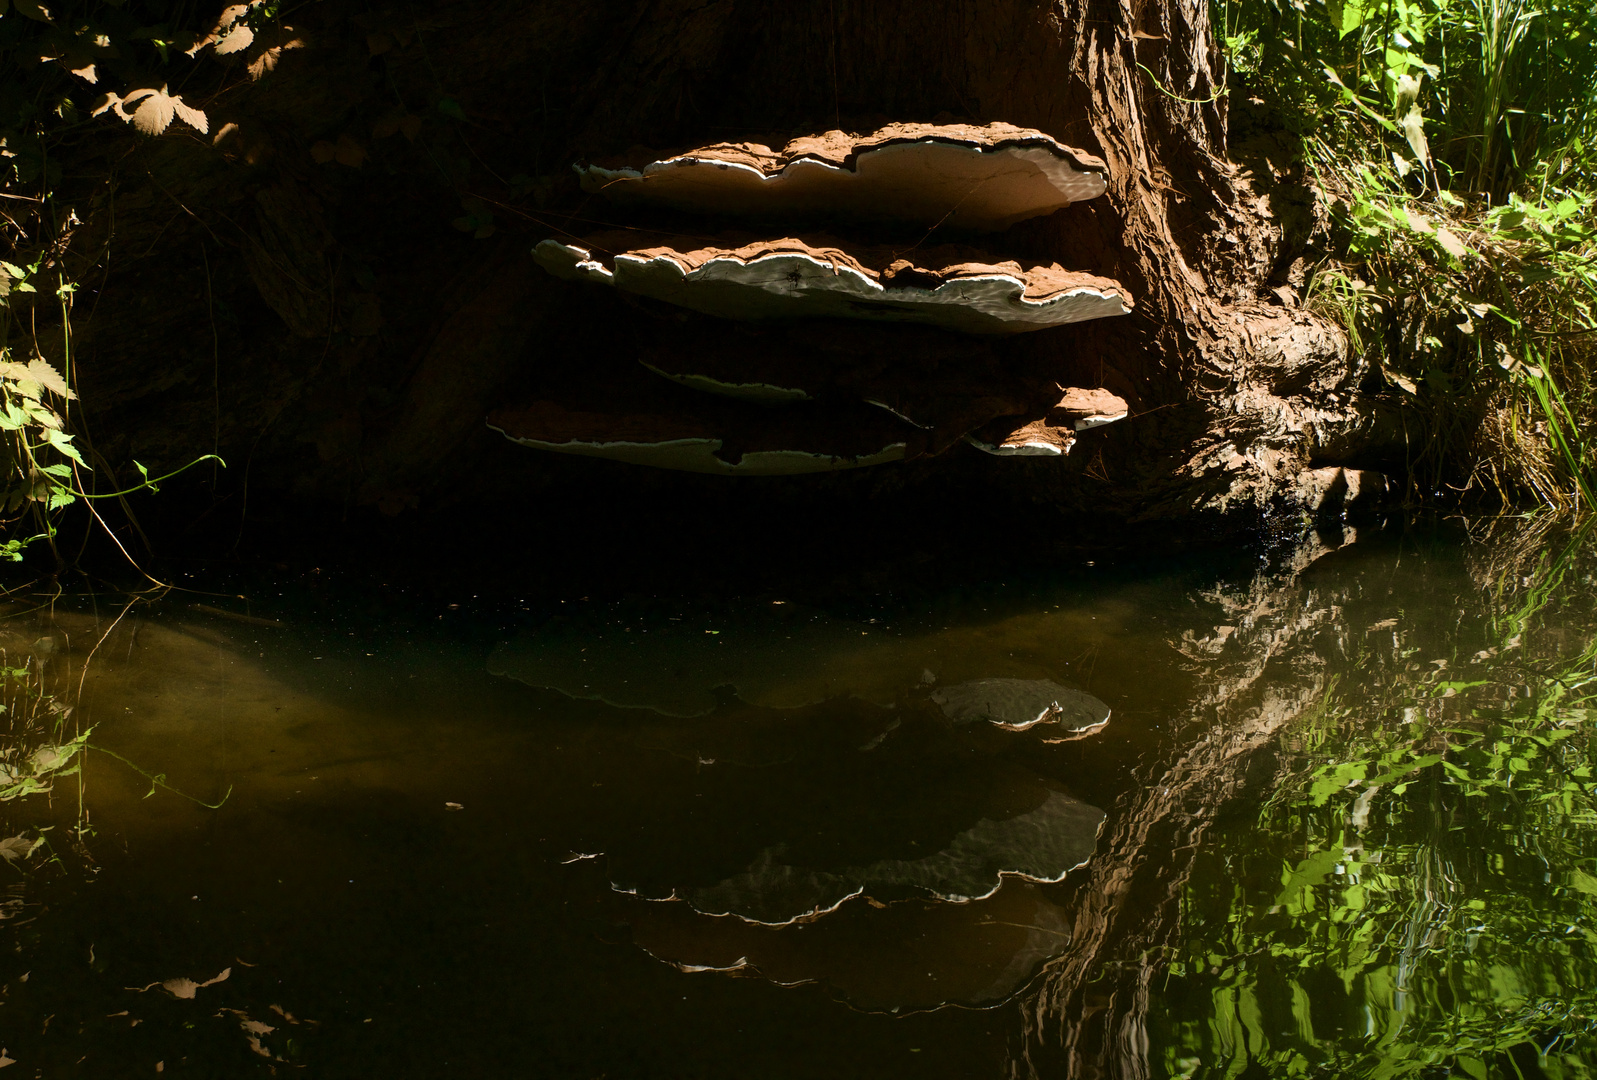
[47,0,1399,534]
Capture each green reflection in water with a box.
[1156,523,1597,1079]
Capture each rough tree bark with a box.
[47,0,1401,532]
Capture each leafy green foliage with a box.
[1220,0,1597,507]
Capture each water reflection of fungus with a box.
[624,881,1081,1013]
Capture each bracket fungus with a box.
[966,387,1130,457]
[486,393,913,476]
[508,121,1132,474]
[536,233,1130,334]
[635,323,1051,452]
[577,122,1108,231]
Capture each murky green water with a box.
[0,518,1592,1077]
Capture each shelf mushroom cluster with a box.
[494,122,1133,473]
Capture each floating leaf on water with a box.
[159,966,230,999]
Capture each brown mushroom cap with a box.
[535,231,1131,335]
[579,122,1108,232]
[965,388,1131,457]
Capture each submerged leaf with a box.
[0,835,38,862]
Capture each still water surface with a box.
[0,518,1593,1077]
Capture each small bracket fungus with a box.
[535,234,1131,335]
[486,393,913,476]
[577,122,1108,231]
[966,387,1130,457]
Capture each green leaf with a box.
[45,428,84,465]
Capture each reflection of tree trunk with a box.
[1016,537,1351,1079]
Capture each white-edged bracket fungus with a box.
[965,387,1130,457]
[578,122,1108,232]
[486,394,913,476]
[535,233,1131,335]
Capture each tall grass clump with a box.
[1219,0,1597,508]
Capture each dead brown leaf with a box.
[334,134,367,167]
[310,141,337,164]
[372,109,405,139]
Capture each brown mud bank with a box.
[23,0,1417,552]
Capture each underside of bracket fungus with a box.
[931,679,1111,734]
[486,381,916,476]
[966,387,1131,456]
[635,322,1054,453]
[577,122,1108,231]
[622,789,1105,925]
[535,232,1131,335]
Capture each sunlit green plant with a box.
[1217,0,1597,509]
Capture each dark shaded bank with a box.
[66,457,1382,612]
